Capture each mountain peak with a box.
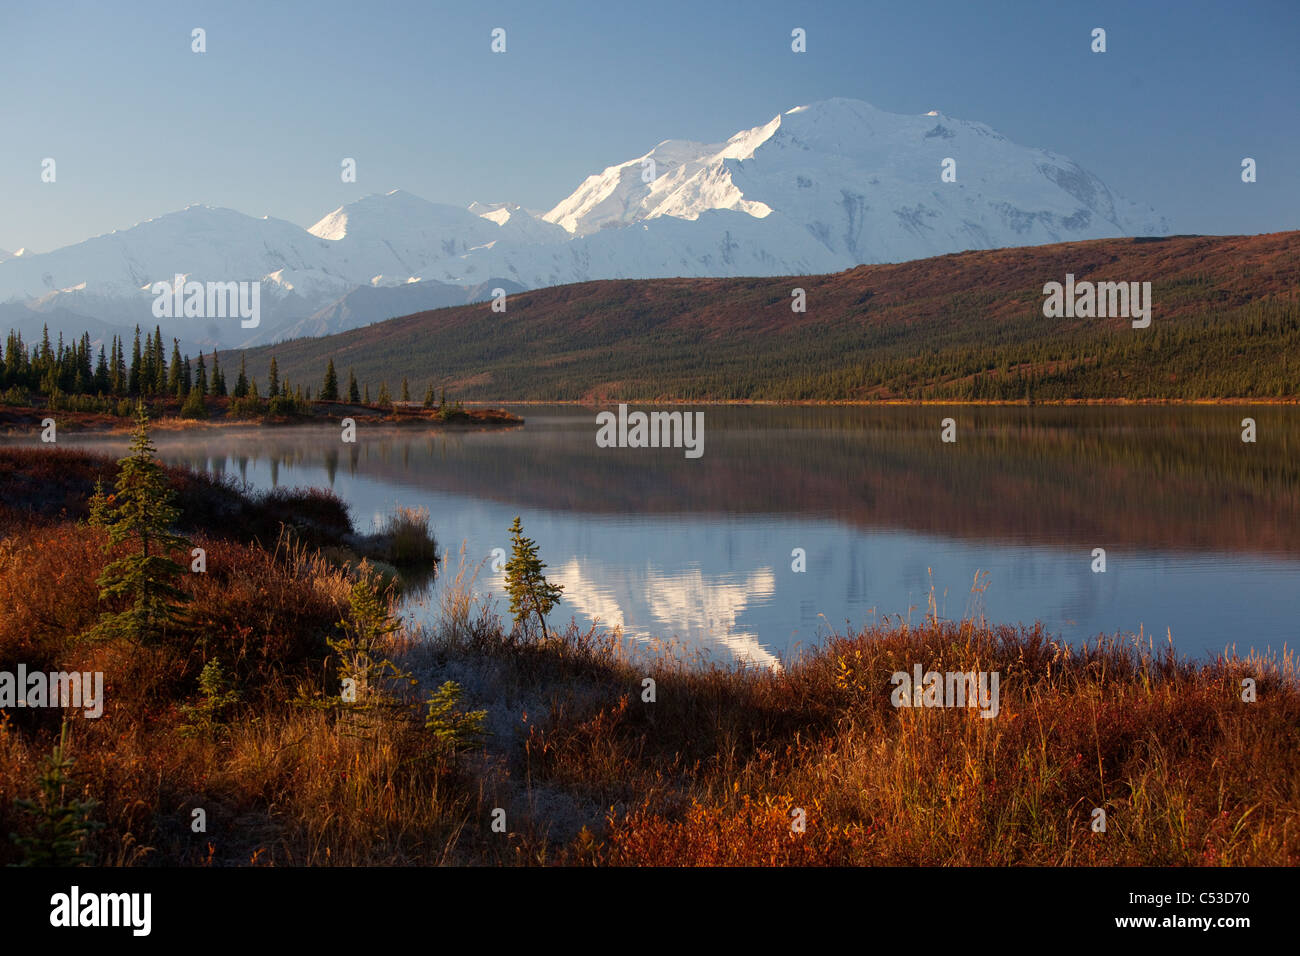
[468,200,521,224]
[307,189,479,241]
[784,96,881,114]
[543,97,1165,250]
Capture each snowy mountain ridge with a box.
[0,98,1168,351]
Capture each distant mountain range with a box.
[0,98,1170,353]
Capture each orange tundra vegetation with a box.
[0,444,1296,866]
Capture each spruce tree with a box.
[93,346,109,395]
[88,403,192,644]
[114,336,127,395]
[78,333,93,392]
[423,383,435,408]
[347,369,360,403]
[321,358,339,401]
[503,516,564,639]
[320,570,411,714]
[142,329,155,393]
[233,355,249,398]
[109,337,121,394]
[400,378,410,403]
[211,351,226,397]
[4,330,24,387]
[55,331,67,392]
[181,384,207,419]
[167,340,183,395]
[128,326,142,396]
[153,325,166,393]
[267,357,279,397]
[9,720,102,866]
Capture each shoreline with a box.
[0,402,524,435]
[462,397,1300,407]
[4,397,1287,434]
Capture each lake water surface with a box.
[54,405,1300,667]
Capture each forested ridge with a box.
[234,231,1300,402]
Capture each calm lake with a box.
[53,405,1300,667]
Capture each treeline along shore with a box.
[0,326,520,431]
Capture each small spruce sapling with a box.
[424,681,488,751]
[503,516,564,639]
[309,567,415,715]
[178,660,242,737]
[10,721,102,866]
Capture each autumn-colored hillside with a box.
[236,232,1300,402]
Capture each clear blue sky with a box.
[2,0,1296,253]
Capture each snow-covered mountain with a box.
[0,98,1168,351]
[544,98,1165,258]
[0,194,546,351]
[305,189,503,281]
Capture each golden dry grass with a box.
[0,447,1296,866]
